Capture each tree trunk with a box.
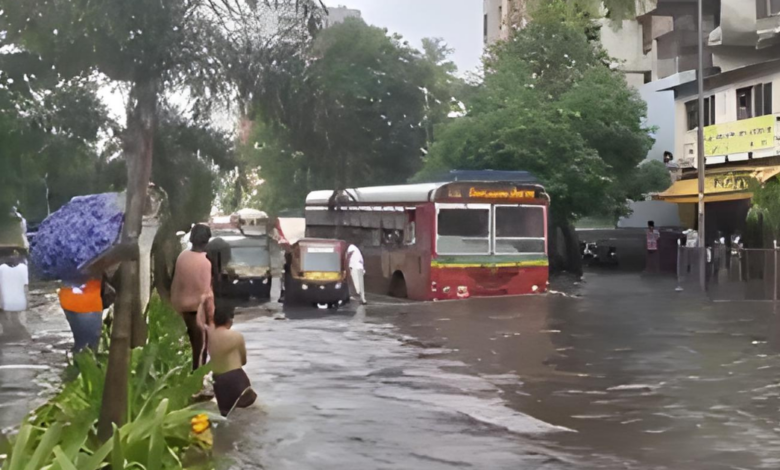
[548,217,583,277]
[152,229,177,304]
[560,220,584,277]
[98,79,157,442]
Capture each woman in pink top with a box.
[171,224,214,370]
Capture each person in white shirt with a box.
[0,251,29,312]
[346,244,366,305]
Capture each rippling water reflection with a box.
[215,306,588,470]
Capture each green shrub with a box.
[1,297,217,470]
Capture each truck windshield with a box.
[301,246,341,272]
[437,208,490,254]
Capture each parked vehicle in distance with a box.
[284,238,350,308]
[581,241,618,267]
[178,209,274,301]
[208,230,273,300]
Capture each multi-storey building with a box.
[645,0,780,244]
[323,5,361,29]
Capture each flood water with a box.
[4,273,780,469]
[0,286,70,435]
[218,272,780,470]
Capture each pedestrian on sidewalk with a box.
[208,298,257,417]
[0,250,28,313]
[645,220,660,274]
[347,244,367,305]
[58,275,115,352]
[171,223,214,370]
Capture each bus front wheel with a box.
[389,272,408,299]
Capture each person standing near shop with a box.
[347,244,367,305]
[171,223,214,370]
[646,220,661,274]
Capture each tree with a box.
[748,177,780,244]
[239,19,461,215]
[0,55,116,225]
[419,6,653,274]
[625,160,673,201]
[0,0,320,439]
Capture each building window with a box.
[685,96,716,130]
[765,83,773,115]
[499,6,503,29]
[686,100,698,131]
[705,96,715,126]
[738,83,773,119]
[484,13,488,40]
[737,87,753,120]
[755,82,773,116]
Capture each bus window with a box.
[404,221,416,245]
[494,205,545,254]
[437,207,490,254]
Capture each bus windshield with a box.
[494,205,545,254]
[437,207,490,254]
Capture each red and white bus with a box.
[305,176,549,301]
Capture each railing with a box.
[677,242,780,301]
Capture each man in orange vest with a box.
[59,276,115,352]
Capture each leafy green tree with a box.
[419,7,653,274]
[241,19,461,215]
[748,177,780,243]
[626,160,673,201]
[0,70,115,226]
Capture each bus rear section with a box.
[430,202,548,300]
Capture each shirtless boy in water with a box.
[208,299,257,416]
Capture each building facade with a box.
[324,5,361,28]
[651,0,780,244]
[483,0,653,88]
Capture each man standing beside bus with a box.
[347,244,367,305]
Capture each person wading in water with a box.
[171,224,214,370]
[208,298,257,416]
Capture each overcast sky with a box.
[325,0,484,75]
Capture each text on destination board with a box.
[468,188,535,199]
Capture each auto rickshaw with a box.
[284,238,350,308]
[207,232,273,300]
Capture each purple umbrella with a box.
[31,193,125,282]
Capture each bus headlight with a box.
[302,284,309,290]
[335,283,343,289]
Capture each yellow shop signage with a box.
[706,171,751,192]
[704,115,775,157]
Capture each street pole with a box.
[697,0,707,292]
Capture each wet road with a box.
[0,284,70,436]
[219,273,780,470]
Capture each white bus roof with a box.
[306,183,447,205]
